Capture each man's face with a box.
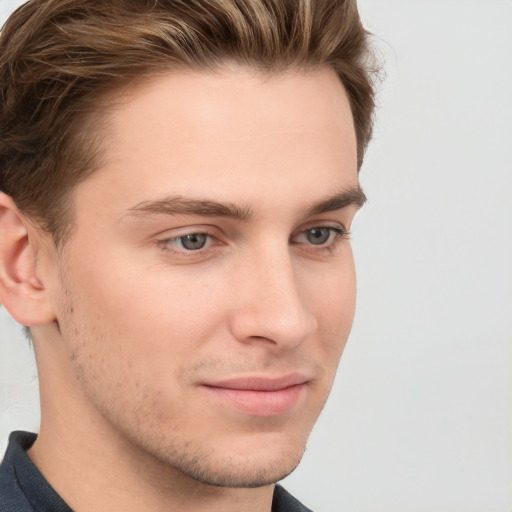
[43,67,361,487]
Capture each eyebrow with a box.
[127,196,253,221]
[305,186,366,216]
[125,186,366,221]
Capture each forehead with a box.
[110,66,355,144]
[73,67,358,219]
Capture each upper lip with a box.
[202,373,310,391]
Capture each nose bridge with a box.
[230,240,317,347]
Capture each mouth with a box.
[200,374,310,417]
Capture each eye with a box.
[304,227,332,245]
[180,233,208,250]
[165,233,211,251]
[295,226,346,247]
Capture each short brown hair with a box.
[0,0,378,245]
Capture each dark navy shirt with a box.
[0,431,313,511]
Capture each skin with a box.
[0,66,362,512]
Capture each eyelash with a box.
[299,226,350,254]
[158,225,350,258]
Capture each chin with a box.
[165,445,306,488]
[141,428,309,489]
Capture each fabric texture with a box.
[0,431,71,512]
[272,484,314,512]
[1,431,313,512]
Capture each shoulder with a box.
[272,485,315,512]
[0,432,37,511]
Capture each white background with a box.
[1,1,511,511]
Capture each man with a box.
[0,0,377,510]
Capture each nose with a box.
[228,246,318,350]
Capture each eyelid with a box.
[291,224,351,255]
[294,218,349,235]
[155,221,350,260]
[293,225,348,240]
[156,225,222,257]
[166,233,213,249]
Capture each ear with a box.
[0,192,56,326]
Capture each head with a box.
[0,0,377,492]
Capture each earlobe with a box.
[0,192,56,326]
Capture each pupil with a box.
[181,234,207,250]
[307,228,330,245]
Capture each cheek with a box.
[54,256,227,426]
[305,255,356,361]
[58,248,230,371]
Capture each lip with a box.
[200,374,309,417]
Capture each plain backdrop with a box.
[1,1,511,511]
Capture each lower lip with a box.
[202,383,306,417]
